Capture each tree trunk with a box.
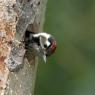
[0,0,47,95]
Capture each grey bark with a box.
[0,0,47,95]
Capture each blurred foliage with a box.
[35,0,95,95]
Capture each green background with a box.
[35,0,95,95]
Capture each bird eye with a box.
[44,44,47,48]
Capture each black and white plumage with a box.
[25,30,57,62]
[6,31,57,72]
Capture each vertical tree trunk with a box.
[0,0,47,95]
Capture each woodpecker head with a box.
[32,32,57,62]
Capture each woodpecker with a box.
[25,31,57,62]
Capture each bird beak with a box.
[39,36,47,63]
[42,55,47,63]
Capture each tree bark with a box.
[0,0,47,95]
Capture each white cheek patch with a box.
[46,41,50,47]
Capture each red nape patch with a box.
[51,41,57,54]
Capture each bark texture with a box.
[0,0,47,95]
